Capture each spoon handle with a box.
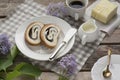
[108,49,112,66]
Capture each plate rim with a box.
[91,54,120,80]
[15,15,75,61]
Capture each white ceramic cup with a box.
[78,19,100,45]
[66,0,88,20]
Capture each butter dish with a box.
[84,0,120,36]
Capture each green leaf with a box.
[10,45,20,59]
[0,78,4,80]
[18,63,41,77]
[6,62,42,80]
[0,59,13,71]
[0,45,20,72]
[7,45,20,60]
[0,77,4,80]
[14,62,25,70]
[59,75,69,80]
[6,70,21,80]
[5,63,25,80]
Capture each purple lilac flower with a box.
[58,54,77,76]
[46,2,68,18]
[0,34,11,54]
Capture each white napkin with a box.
[84,1,120,36]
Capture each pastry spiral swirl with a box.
[25,22,44,45]
[40,24,60,48]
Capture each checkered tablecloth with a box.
[0,0,106,80]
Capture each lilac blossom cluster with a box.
[0,34,11,54]
[46,2,68,18]
[58,54,77,76]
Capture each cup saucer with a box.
[91,54,120,80]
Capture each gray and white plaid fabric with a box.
[0,0,105,79]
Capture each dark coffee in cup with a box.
[66,0,88,20]
[69,1,84,8]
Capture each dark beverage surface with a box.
[69,1,84,8]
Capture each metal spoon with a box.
[103,49,112,78]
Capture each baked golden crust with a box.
[40,24,60,48]
[25,22,44,45]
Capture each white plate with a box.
[15,15,75,61]
[91,54,120,80]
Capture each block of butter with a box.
[91,0,118,24]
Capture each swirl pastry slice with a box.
[25,22,44,45]
[40,24,60,48]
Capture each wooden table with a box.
[0,0,120,80]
